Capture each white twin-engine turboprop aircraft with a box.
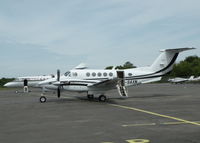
[37,47,195,103]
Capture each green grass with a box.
[0,87,9,90]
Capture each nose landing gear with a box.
[39,96,47,103]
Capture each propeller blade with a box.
[57,69,60,81]
[57,87,60,98]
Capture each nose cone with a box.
[4,82,12,87]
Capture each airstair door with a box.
[117,71,128,97]
[117,71,124,85]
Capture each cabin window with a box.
[92,72,96,77]
[97,72,102,77]
[128,73,132,76]
[103,72,107,77]
[86,72,90,77]
[109,72,113,77]
[72,72,78,77]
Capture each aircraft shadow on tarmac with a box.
[44,96,119,104]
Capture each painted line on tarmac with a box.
[162,121,200,125]
[122,121,200,127]
[109,104,200,127]
[122,123,156,127]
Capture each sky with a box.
[0,0,200,78]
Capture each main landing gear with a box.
[98,95,107,102]
[87,94,107,102]
[39,93,107,103]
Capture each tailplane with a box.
[188,76,194,81]
[150,47,195,75]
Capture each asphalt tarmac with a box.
[0,83,200,143]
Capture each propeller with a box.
[57,87,61,98]
[57,69,60,81]
[57,69,61,98]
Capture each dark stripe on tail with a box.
[128,53,179,79]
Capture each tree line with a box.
[106,56,200,76]
[105,56,200,80]
[169,56,200,77]
[0,78,14,87]
[105,61,136,69]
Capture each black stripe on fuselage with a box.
[127,53,179,79]
[67,81,97,84]
[67,83,88,86]
[61,80,97,86]
[63,54,178,85]
[125,71,172,80]
[126,74,162,80]
[84,78,109,80]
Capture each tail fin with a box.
[150,47,195,75]
[188,76,194,81]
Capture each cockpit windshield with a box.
[64,71,71,77]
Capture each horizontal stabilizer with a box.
[150,47,196,74]
[160,47,195,52]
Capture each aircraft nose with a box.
[4,82,11,87]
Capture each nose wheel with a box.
[40,96,47,103]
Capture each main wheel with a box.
[98,95,107,102]
[40,96,47,103]
[87,94,94,100]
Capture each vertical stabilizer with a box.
[188,76,194,81]
[150,48,195,75]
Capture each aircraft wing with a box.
[88,78,119,90]
[88,77,128,97]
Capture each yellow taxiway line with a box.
[109,104,200,126]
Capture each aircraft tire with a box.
[99,95,107,102]
[40,96,47,103]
